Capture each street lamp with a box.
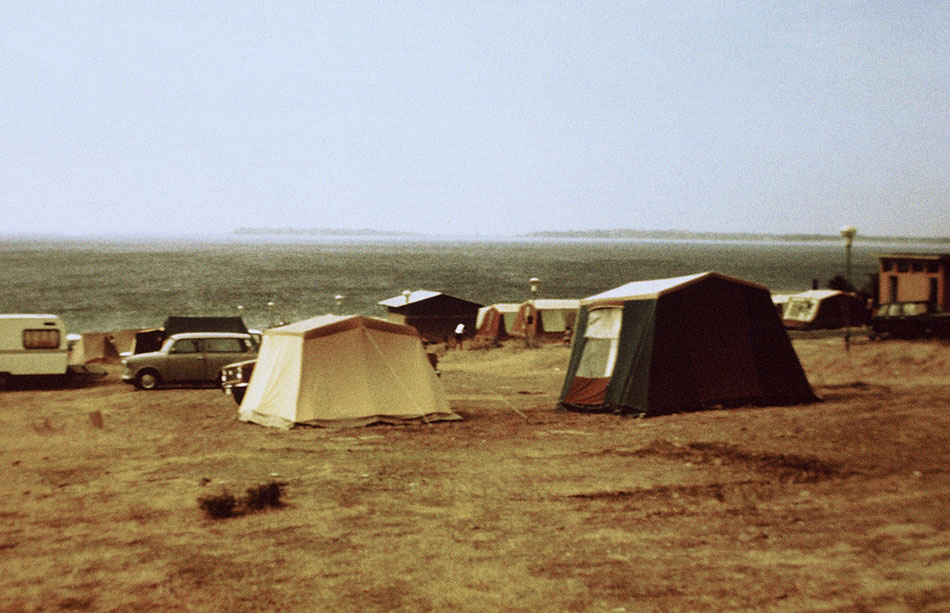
[267,301,275,327]
[334,294,344,313]
[839,226,857,350]
[839,225,857,286]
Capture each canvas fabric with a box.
[239,316,458,428]
[560,273,816,416]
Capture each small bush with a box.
[197,480,287,519]
[243,481,286,510]
[197,491,239,519]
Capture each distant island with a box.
[231,227,418,237]
[228,227,950,244]
[521,229,950,243]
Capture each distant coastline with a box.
[230,227,950,244]
[520,229,950,244]
[1,227,948,245]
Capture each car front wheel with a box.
[135,369,161,390]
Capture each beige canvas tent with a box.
[238,315,460,428]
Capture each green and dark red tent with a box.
[559,272,817,416]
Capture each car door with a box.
[165,338,205,382]
[202,337,254,380]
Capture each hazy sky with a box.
[1,2,947,238]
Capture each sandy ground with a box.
[0,337,948,612]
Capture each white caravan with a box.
[0,314,69,382]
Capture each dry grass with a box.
[0,338,948,611]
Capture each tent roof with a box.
[267,314,419,340]
[531,299,580,310]
[481,303,522,314]
[378,289,442,307]
[788,289,847,300]
[163,316,248,336]
[582,272,768,305]
[876,252,950,261]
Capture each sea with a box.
[1,236,945,334]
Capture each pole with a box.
[846,242,852,286]
[839,226,857,351]
[527,277,540,348]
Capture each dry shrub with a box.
[243,481,286,511]
[198,481,287,519]
[198,491,239,519]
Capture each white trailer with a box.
[0,314,69,382]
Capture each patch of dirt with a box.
[0,339,948,611]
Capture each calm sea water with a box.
[0,236,937,333]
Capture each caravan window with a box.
[784,299,815,321]
[22,329,60,350]
[575,307,622,378]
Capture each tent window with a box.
[540,309,567,332]
[575,307,622,378]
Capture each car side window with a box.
[204,337,247,353]
[170,339,200,354]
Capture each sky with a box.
[0,1,947,238]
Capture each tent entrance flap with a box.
[561,307,622,406]
[563,376,610,406]
[573,307,622,377]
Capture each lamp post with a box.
[839,225,857,286]
[839,226,857,350]
[267,301,275,328]
[527,277,540,347]
[334,294,344,313]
